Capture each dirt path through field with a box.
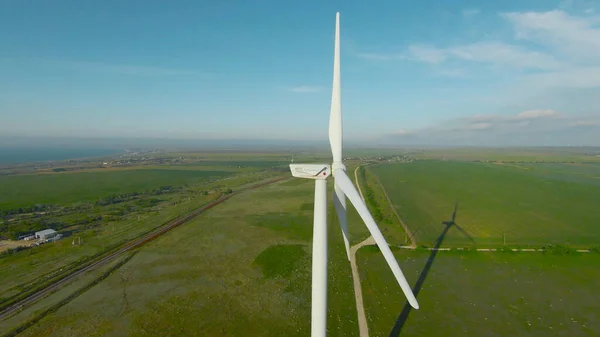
[351,166,375,337]
[349,235,375,337]
[354,166,366,201]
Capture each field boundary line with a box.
[394,246,593,253]
[366,167,416,248]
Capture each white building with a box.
[35,229,57,240]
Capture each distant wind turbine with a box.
[289,12,419,337]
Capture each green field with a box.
[4,178,366,336]
[371,161,600,247]
[3,150,600,336]
[0,169,233,209]
[5,166,599,337]
[0,160,282,304]
[360,249,600,337]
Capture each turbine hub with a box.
[331,161,346,176]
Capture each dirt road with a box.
[351,166,375,337]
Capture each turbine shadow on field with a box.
[441,201,476,245]
[389,200,473,337]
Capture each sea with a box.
[0,147,122,165]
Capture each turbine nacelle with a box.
[290,164,331,180]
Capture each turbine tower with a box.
[289,12,419,337]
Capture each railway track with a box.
[0,176,287,321]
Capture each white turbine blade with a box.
[333,182,350,260]
[328,12,342,163]
[312,179,328,337]
[334,170,420,309]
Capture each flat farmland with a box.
[0,169,232,209]
[8,178,369,336]
[4,157,599,337]
[371,161,600,247]
[359,249,600,337]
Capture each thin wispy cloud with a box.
[356,53,403,61]
[407,45,446,64]
[359,7,600,143]
[462,8,481,17]
[514,109,562,119]
[359,42,560,70]
[70,61,204,76]
[502,10,600,61]
[463,122,492,130]
[287,85,325,93]
[569,120,600,126]
[385,110,600,145]
[408,42,560,70]
[359,9,600,77]
[434,68,469,78]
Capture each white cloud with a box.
[514,109,562,119]
[406,42,560,70]
[288,85,324,93]
[359,8,600,118]
[360,9,600,84]
[501,10,600,61]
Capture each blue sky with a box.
[1,0,600,145]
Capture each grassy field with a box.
[1,252,134,336]
[371,161,600,247]
[3,155,599,336]
[359,249,600,337]
[6,178,371,336]
[6,167,600,337]
[0,164,279,303]
[410,147,600,163]
[0,168,232,209]
[0,191,214,301]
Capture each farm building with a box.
[35,229,57,240]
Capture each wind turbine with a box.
[289,12,419,337]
